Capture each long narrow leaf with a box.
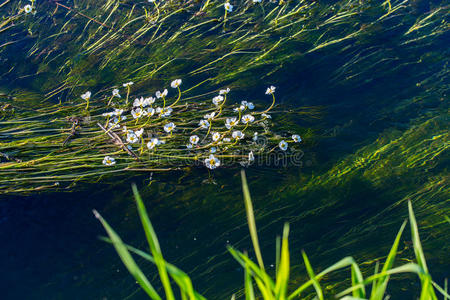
[93,210,162,300]
[302,250,324,300]
[274,223,290,299]
[132,184,175,300]
[241,170,265,271]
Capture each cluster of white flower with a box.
[92,81,303,170]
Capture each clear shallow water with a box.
[1,0,449,299]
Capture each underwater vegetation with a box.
[95,171,449,299]
[1,0,448,194]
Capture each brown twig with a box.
[97,122,139,160]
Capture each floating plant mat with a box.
[0,82,311,194]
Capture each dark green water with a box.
[0,0,449,299]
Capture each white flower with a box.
[81,91,91,101]
[253,0,262,2]
[212,95,224,106]
[219,88,230,95]
[131,108,144,119]
[135,128,144,138]
[122,116,127,121]
[155,89,168,98]
[241,114,255,124]
[102,111,115,117]
[292,134,302,143]
[265,85,276,95]
[225,117,238,129]
[186,144,193,149]
[144,97,156,106]
[24,4,32,14]
[223,137,231,142]
[261,113,271,119]
[234,105,245,112]
[114,108,124,116]
[205,154,220,169]
[102,156,116,166]
[156,107,172,117]
[127,133,139,144]
[279,140,288,151]
[171,79,182,88]
[133,97,145,107]
[199,119,210,129]
[112,89,121,98]
[148,0,156,3]
[210,147,217,153]
[247,102,255,110]
[253,132,258,141]
[232,130,244,140]
[147,138,159,149]
[190,135,200,145]
[204,112,215,120]
[164,122,176,133]
[212,132,221,142]
[248,151,255,162]
[146,107,155,116]
[224,2,233,12]
[123,82,134,87]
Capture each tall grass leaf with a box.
[432,280,450,299]
[228,246,275,299]
[288,257,356,299]
[371,261,379,296]
[245,263,256,300]
[408,201,428,272]
[337,263,424,298]
[132,184,175,300]
[370,220,407,300]
[301,250,324,300]
[101,237,205,299]
[275,223,290,299]
[350,263,365,298]
[408,201,438,300]
[275,235,281,278]
[93,210,162,300]
[241,170,265,271]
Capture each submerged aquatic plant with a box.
[95,171,449,299]
[0,80,305,194]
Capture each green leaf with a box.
[370,220,407,300]
[132,184,175,300]
[274,223,290,299]
[241,170,265,271]
[301,250,324,300]
[93,210,161,300]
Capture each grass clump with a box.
[94,170,448,299]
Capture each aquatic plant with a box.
[95,170,448,299]
[0,80,305,194]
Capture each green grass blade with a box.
[93,210,162,300]
[408,201,428,272]
[288,257,356,299]
[337,263,424,298]
[350,262,366,298]
[408,201,438,300]
[301,250,324,300]
[228,246,275,298]
[100,237,206,299]
[132,184,175,300]
[245,262,256,300]
[275,235,281,278]
[241,170,265,271]
[370,220,407,300]
[274,223,290,299]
